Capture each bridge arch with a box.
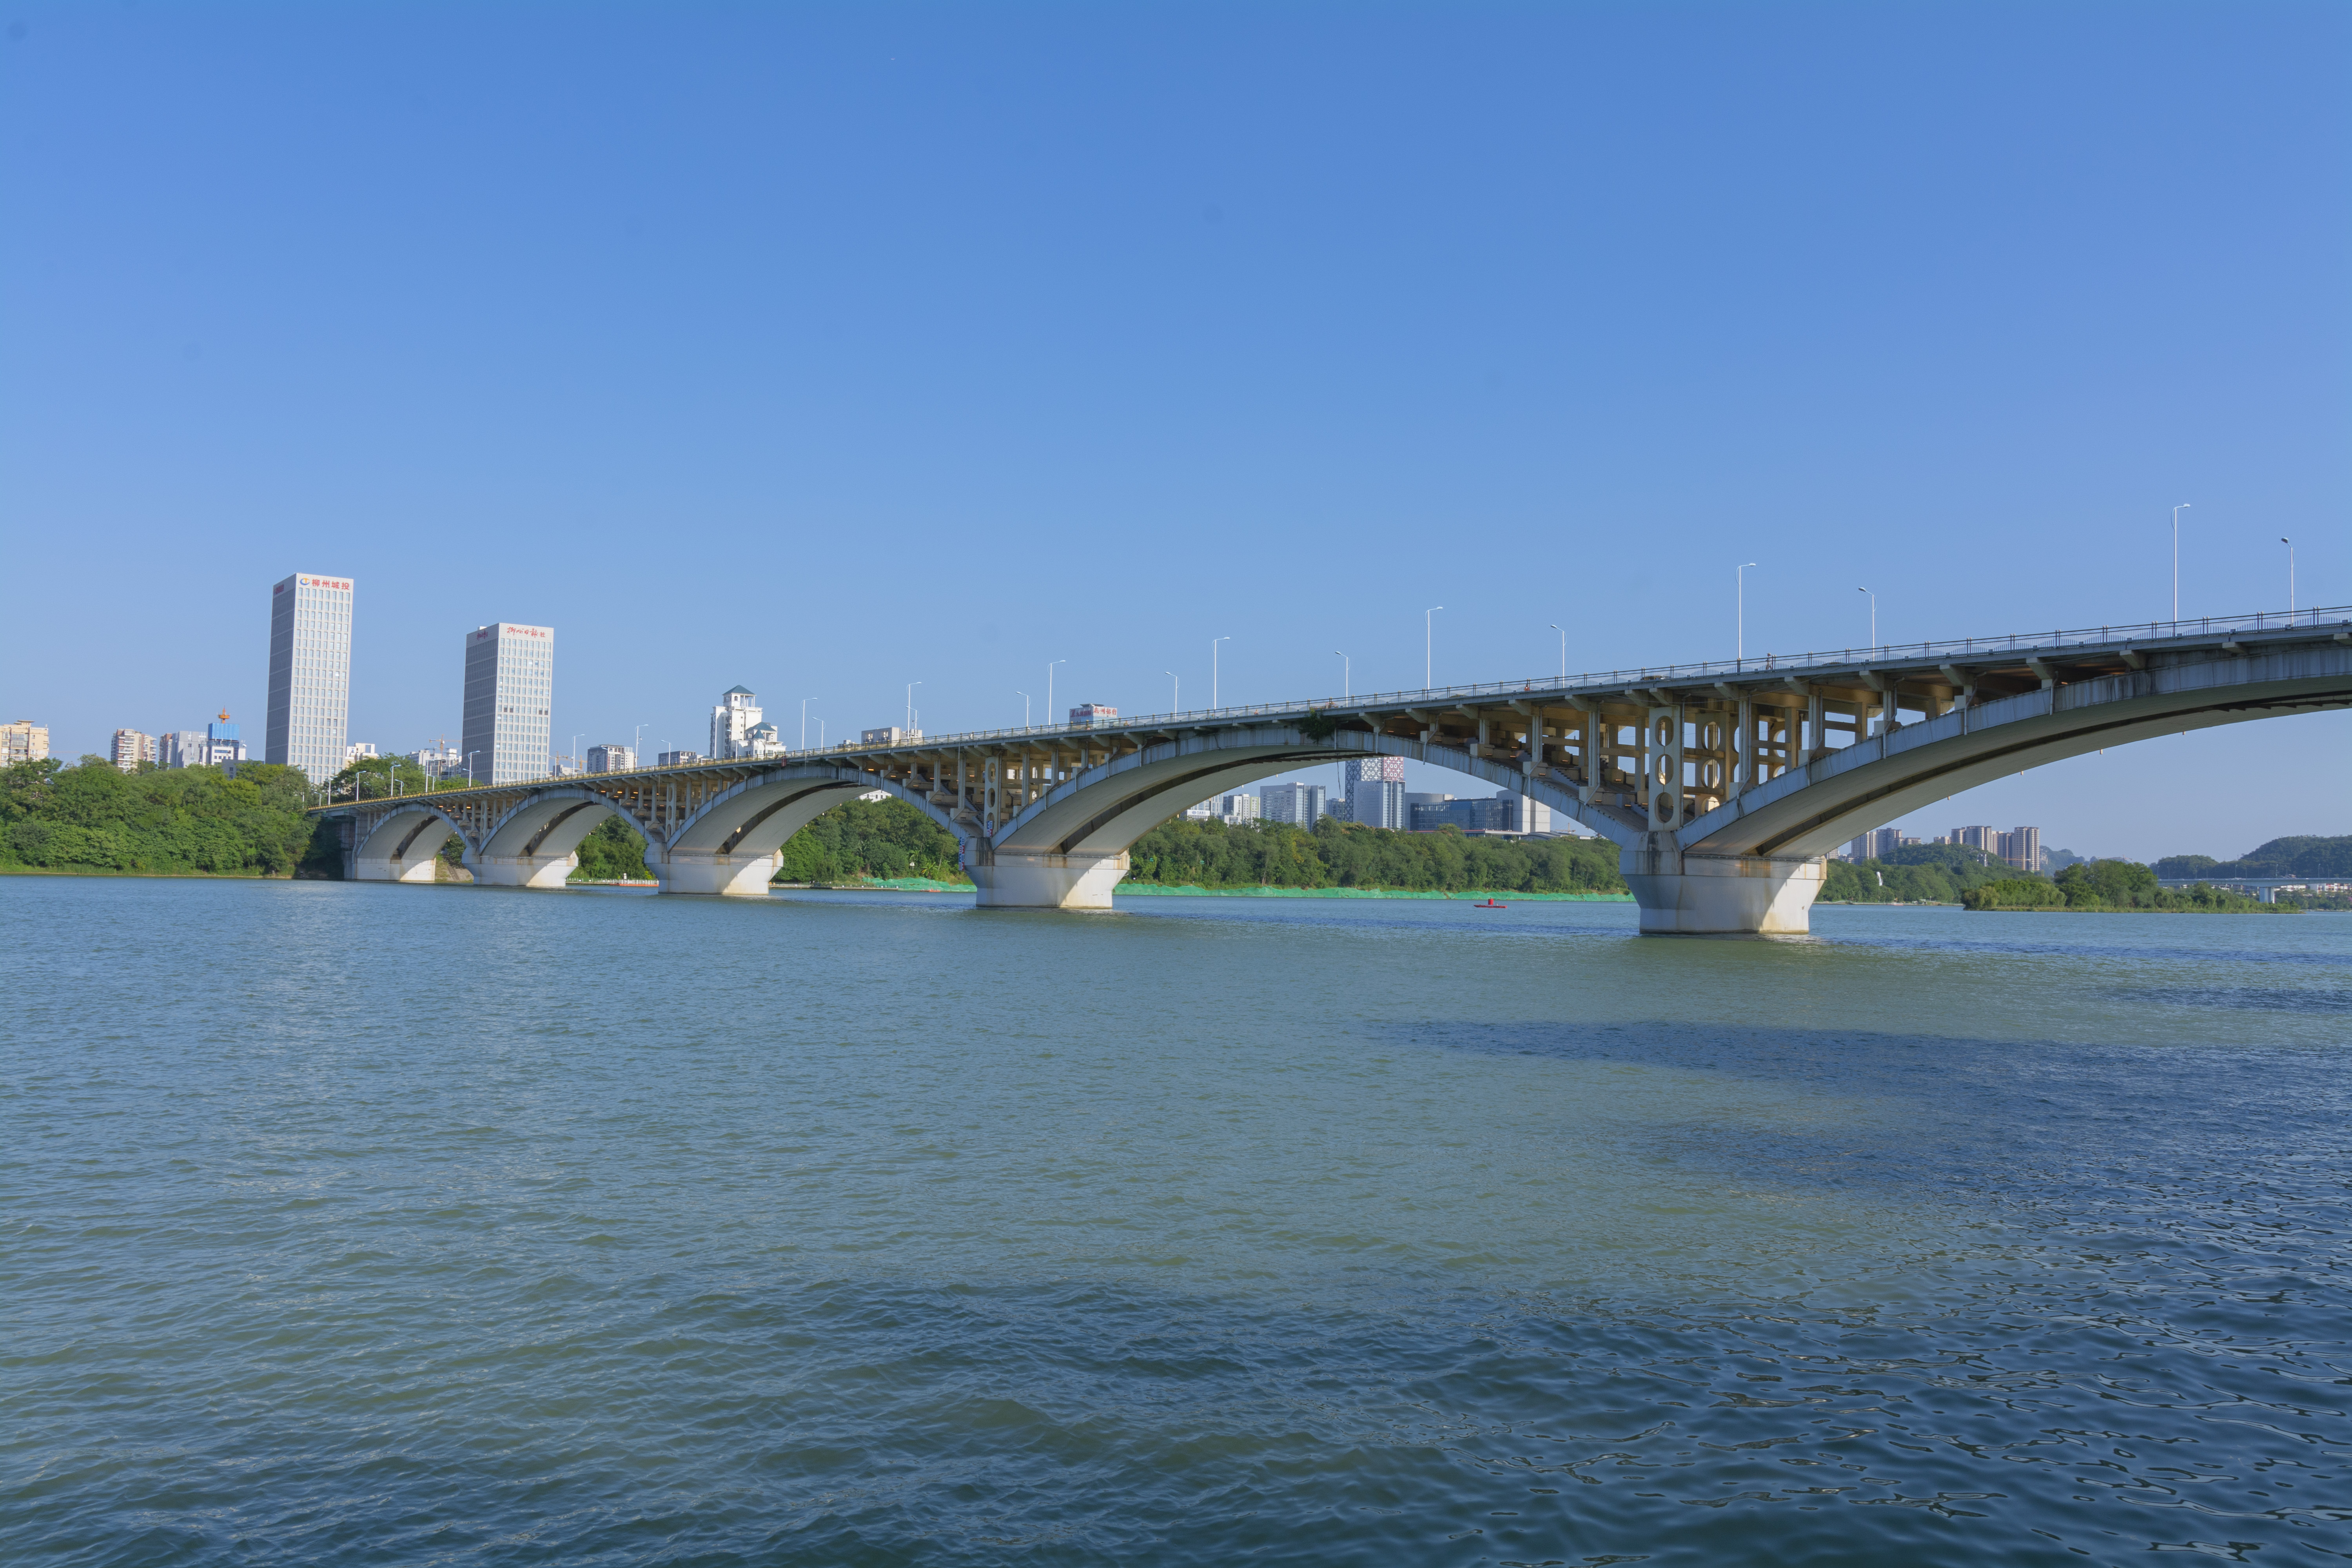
[350,802,473,884]
[975,723,1637,908]
[656,763,972,896]
[1683,641,2352,862]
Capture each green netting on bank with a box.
[1117,884,1633,900]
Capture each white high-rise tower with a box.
[710,686,762,759]
[459,623,554,786]
[265,572,354,783]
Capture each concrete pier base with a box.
[970,850,1129,909]
[1622,843,1825,935]
[656,848,783,897]
[471,853,578,890]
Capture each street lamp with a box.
[1425,607,1443,688]
[1333,650,1350,699]
[1016,690,1030,726]
[1857,587,1875,651]
[1047,660,1066,725]
[2283,536,2296,613]
[1737,563,1758,663]
[1211,636,1230,707]
[2172,503,2190,621]
[906,681,922,735]
[466,750,479,787]
[1548,624,1565,680]
[1165,671,1179,712]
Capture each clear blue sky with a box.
[3,2,2345,861]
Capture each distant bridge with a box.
[314,606,2352,934]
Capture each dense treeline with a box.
[1125,816,1628,893]
[774,798,964,883]
[1966,858,2286,913]
[2155,835,2352,881]
[1821,843,2033,904]
[1,757,330,876]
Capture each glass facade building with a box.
[461,623,554,786]
[265,572,354,784]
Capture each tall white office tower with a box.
[460,623,554,786]
[265,572,354,782]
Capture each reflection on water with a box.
[2,880,2346,1564]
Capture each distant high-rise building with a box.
[345,742,378,764]
[861,726,922,746]
[586,744,636,774]
[1349,756,1406,783]
[158,730,207,769]
[1183,798,1218,820]
[112,729,154,771]
[410,744,464,779]
[265,572,354,784]
[1350,777,1406,830]
[1497,791,1553,835]
[1947,824,2000,856]
[1998,826,2041,871]
[1259,782,1327,825]
[203,713,247,771]
[657,750,704,767]
[460,623,554,786]
[1847,827,1904,862]
[3,720,51,766]
[1219,792,1262,825]
[710,686,764,759]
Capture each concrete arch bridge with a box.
[318,606,2352,934]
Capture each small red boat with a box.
[1474,899,1506,909]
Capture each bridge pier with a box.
[471,853,577,890]
[655,848,783,897]
[1622,842,1824,935]
[970,849,1129,910]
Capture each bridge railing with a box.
[318,601,2350,805]
[816,601,2352,751]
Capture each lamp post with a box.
[1016,690,1030,726]
[633,723,649,768]
[466,750,479,787]
[1737,563,1758,663]
[1333,650,1350,699]
[1165,671,1178,712]
[1211,637,1230,707]
[1548,624,1565,680]
[906,681,921,735]
[2173,503,2190,621]
[2283,536,2295,613]
[1857,587,1875,651]
[1425,606,1443,688]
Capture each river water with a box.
[4,876,2348,1565]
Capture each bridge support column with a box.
[970,849,1128,910]
[656,849,782,897]
[1621,841,1824,935]
[471,853,577,890]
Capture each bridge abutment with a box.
[970,849,1129,910]
[1622,842,1824,935]
[656,848,784,897]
